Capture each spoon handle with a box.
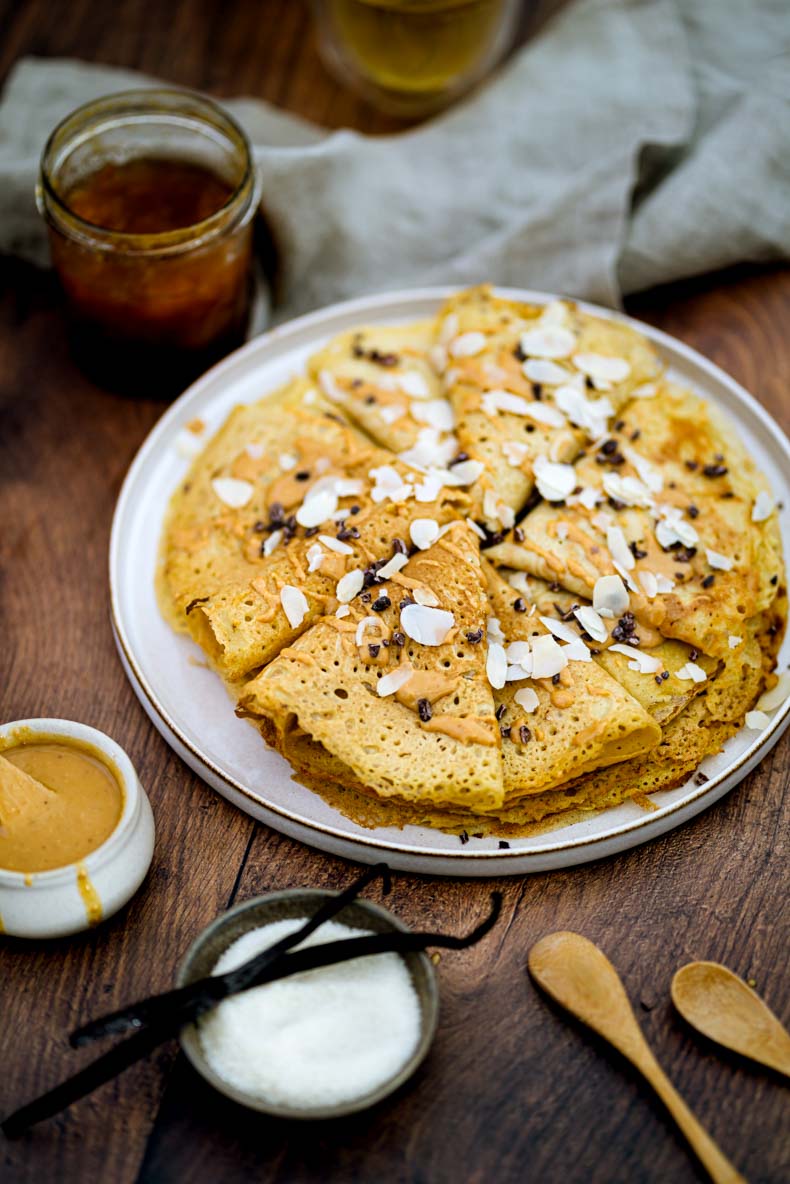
[634,1047,747,1184]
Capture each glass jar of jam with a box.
[37,89,261,398]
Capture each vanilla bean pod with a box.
[3,887,500,1138]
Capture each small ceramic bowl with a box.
[0,718,155,939]
[177,889,439,1119]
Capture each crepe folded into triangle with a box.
[238,548,661,815]
[483,564,661,801]
[487,383,783,658]
[503,571,720,725]
[308,320,455,458]
[360,598,782,836]
[532,603,782,812]
[435,285,661,531]
[238,522,504,812]
[160,379,478,681]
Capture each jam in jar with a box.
[37,89,261,398]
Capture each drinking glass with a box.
[311,0,521,117]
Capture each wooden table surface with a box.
[1,3,788,1182]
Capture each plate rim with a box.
[109,285,790,868]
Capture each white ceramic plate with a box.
[110,288,790,876]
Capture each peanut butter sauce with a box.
[0,740,123,873]
[395,670,459,710]
[420,715,497,746]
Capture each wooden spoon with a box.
[672,962,790,1078]
[528,932,745,1184]
[0,753,58,827]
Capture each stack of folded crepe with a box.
[159,286,787,836]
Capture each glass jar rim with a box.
[37,87,259,258]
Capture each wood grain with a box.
[0,3,788,1184]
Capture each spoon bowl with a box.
[672,961,790,1078]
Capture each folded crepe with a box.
[434,285,661,531]
[308,320,454,459]
[161,378,477,681]
[488,383,783,658]
[341,599,782,836]
[503,571,720,725]
[238,547,661,814]
[483,564,661,800]
[533,603,782,812]
[239,521,505,812]
[160,377,330,623]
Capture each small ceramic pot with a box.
[177,889,439,1119]
[0,718,155,939]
